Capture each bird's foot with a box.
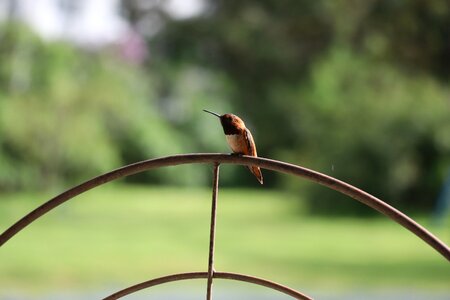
[230,152,244,157]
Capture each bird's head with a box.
[203,109,246,134]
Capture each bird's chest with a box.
[226,134,247,154]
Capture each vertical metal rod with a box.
[206,163,220,300]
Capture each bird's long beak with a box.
[203,109,221,118]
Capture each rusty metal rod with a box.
[0,153,449,261]
[206,163,220,300]
[102,271,313,300]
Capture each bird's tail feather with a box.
[248,166,263,185]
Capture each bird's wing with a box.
[244,128,257,156]
[244,128,263,184]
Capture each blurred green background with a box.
[0,0,449,298]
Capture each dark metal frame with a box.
[103,271,312,300]
[1,153,449,300]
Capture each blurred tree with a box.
[0,24,194,191]
[0,0,448,217]
[120,0,450,214]
[277,48,450,214]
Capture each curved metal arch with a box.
[0,153,449,260]
[102,272,312,300]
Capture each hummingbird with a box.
[203,109,263,184]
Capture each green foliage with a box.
[276,48,450,214]
[1,1,449,216]
[0,24,187,190]
[129,0,450,214]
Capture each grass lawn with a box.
[0,184,449,295]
